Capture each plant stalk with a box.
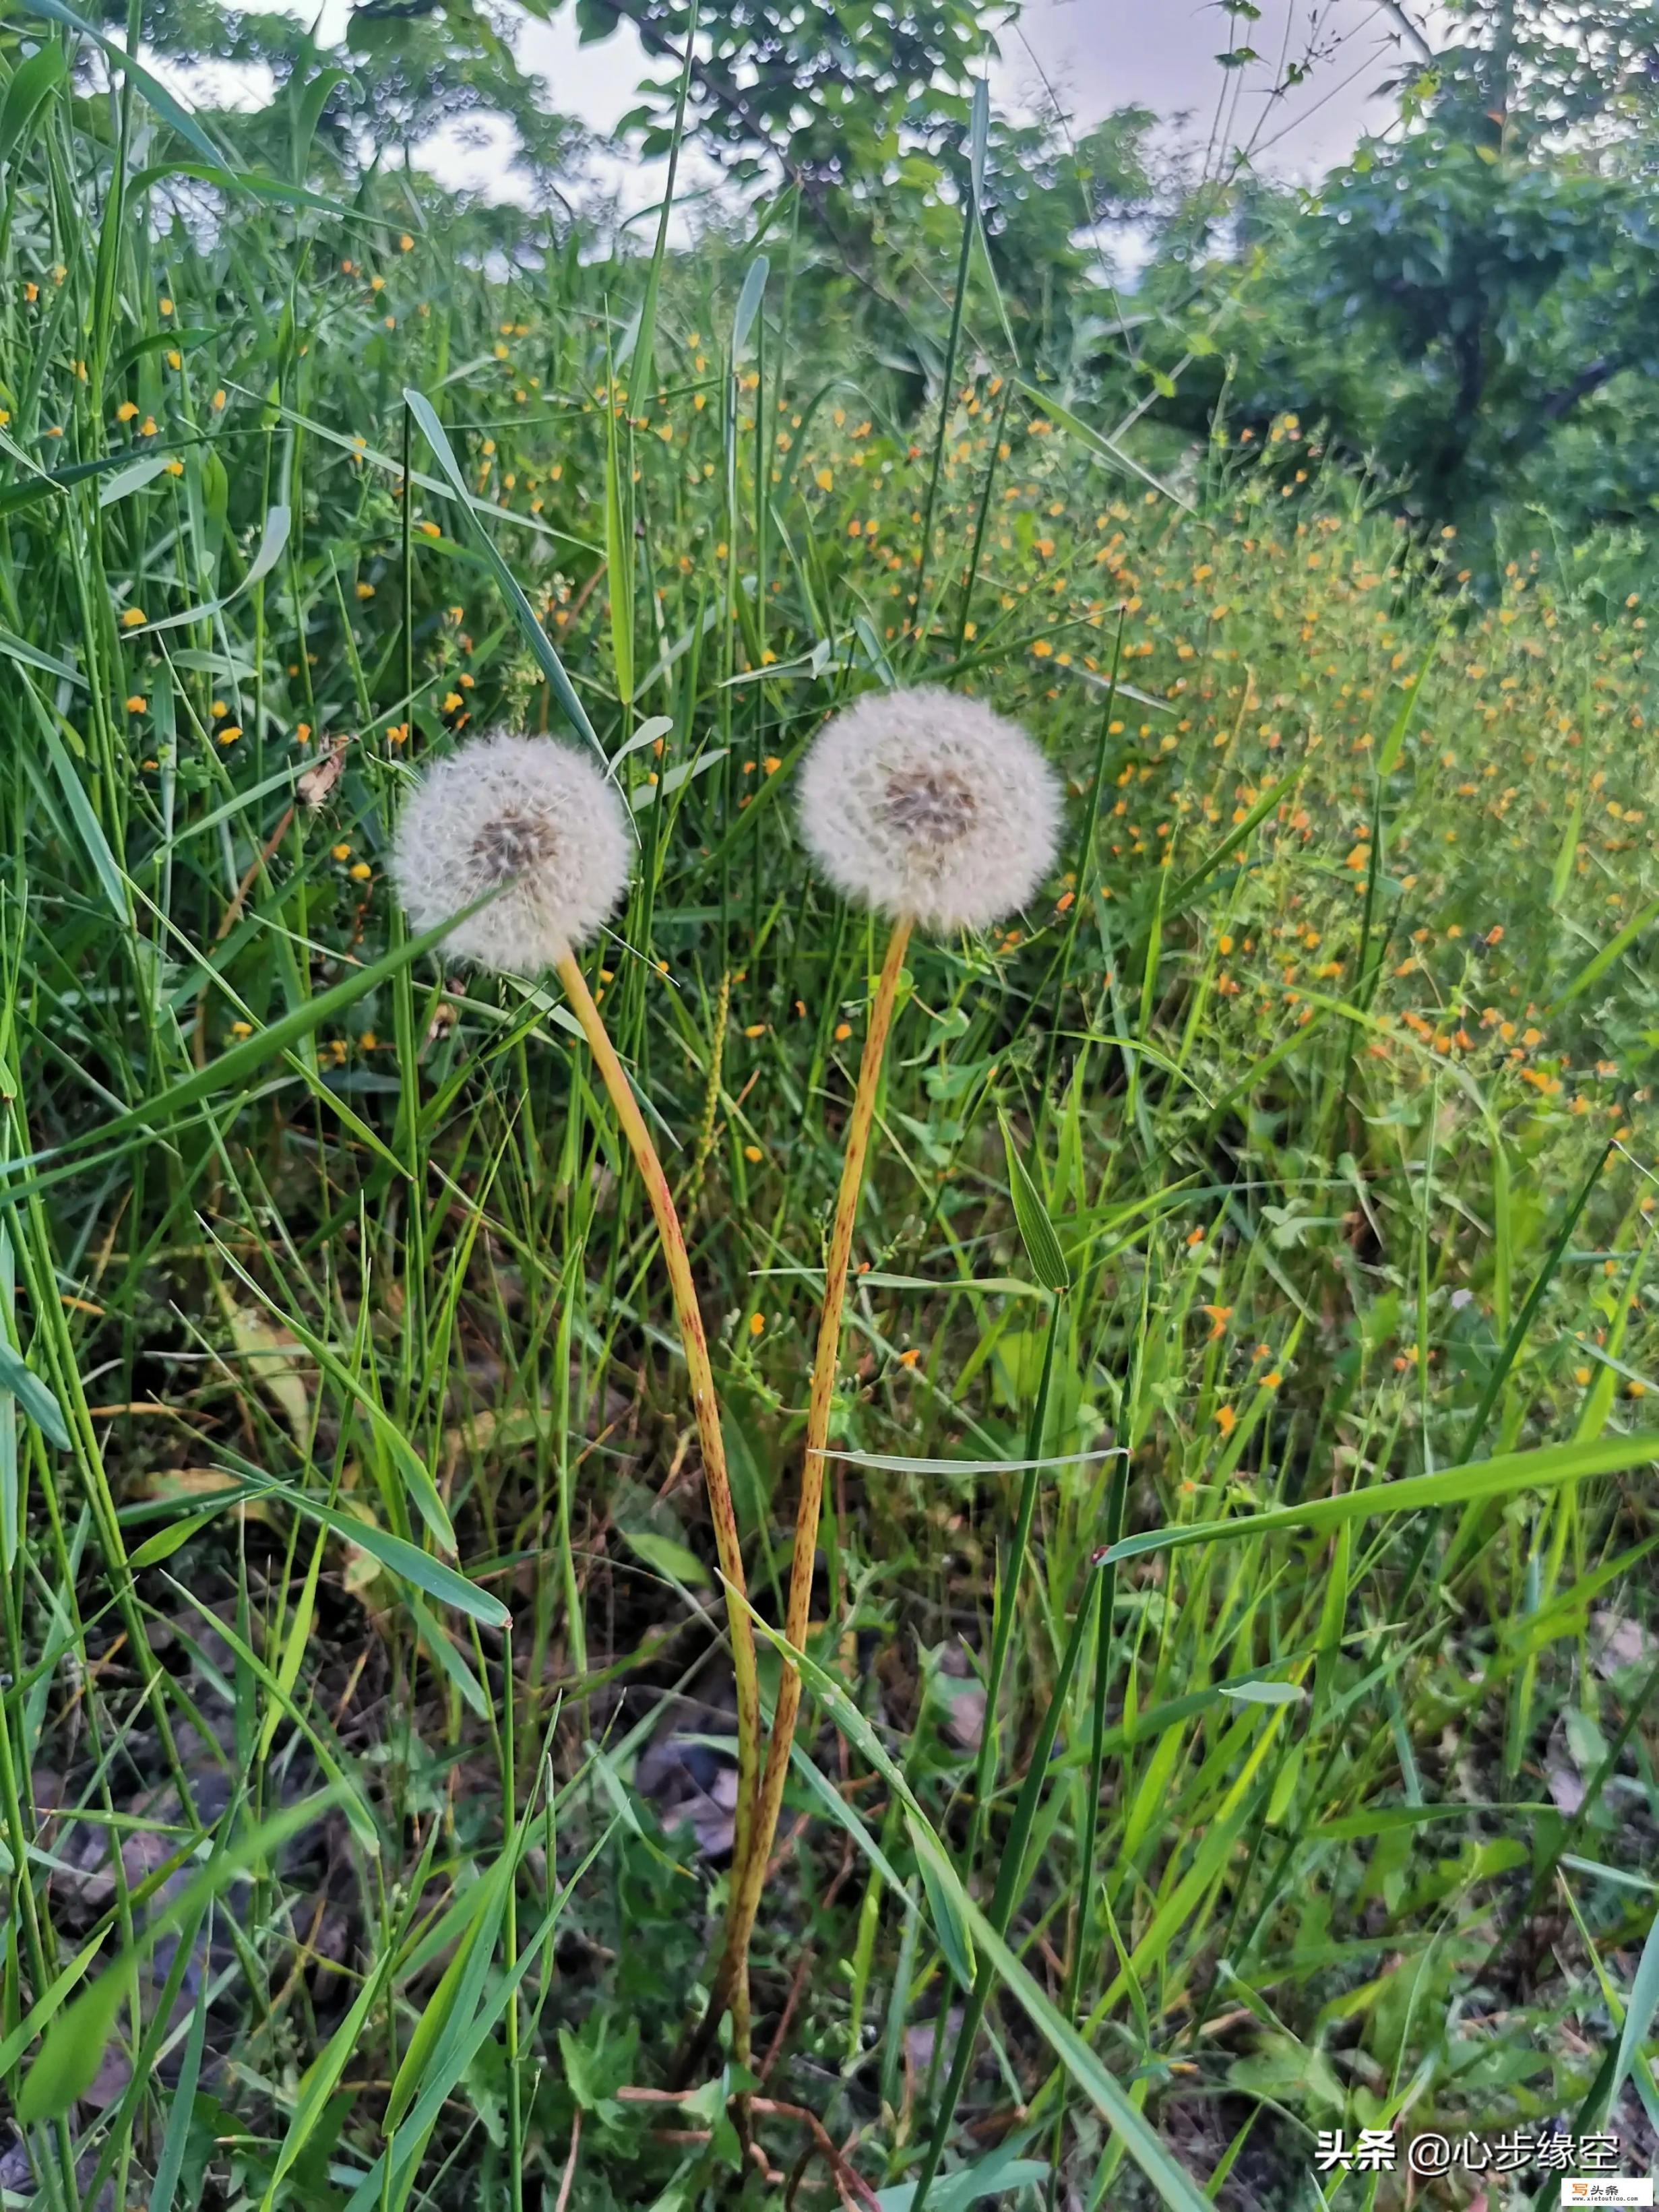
[697,910,912,2058]
[555,946,760,2060]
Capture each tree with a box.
[1131,1,1659,547]
[575,0,995,182]
[94,0,589,201]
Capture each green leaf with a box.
[259,1952,394,2212]
[97,454,173,507]
[277,1490,509,1627]
[732,255,770,354]
[621,1527,710,1587]
[1015,381,1195,514]
[133,503,290,635]
[403,387,606,768]
[385,1863,507,2131]
[828,1447,1120,1478]
[876,2143,1048,2212]
[912,1816,976,1988]
[212,1242,456,1556]
[0,1934,106,2079]
[1102,1430,1659,1566]
[967,77,989,209]
[20,667,131,923]
[1553,893,1659,1009]
[999,1114,1071,1294]
[129,1511,217,1568]
[13,1959,127,2124]
[18,1790,342,2122]
[18,0,224,164]
[164,1578,379,1852]
[907,1825,1212,2212]
[0,627,80,686]
[131,160,382,227]
[0,1339,69,1450]
[1167,771,1299,916]
[1375,627,1441,778]
[290,62,353,180]
[603,381,634,706]
[406,1592,490,1718]
[1219,1680,1305,1706]
[1607,1904,1659,2128]
[0,445,174,520]
[3,893,495,1191]
[0,39,67,167]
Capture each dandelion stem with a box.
[554,947,761,2060]
[701,910,912,2052]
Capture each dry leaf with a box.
[139,1466,242,1500]
[225,1306,311,1442]
[941,1680,987,1752]
[297,733,352,810]
[1590,1610,1654,1680]
[332,1494,394,1610]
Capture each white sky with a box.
[192,0,1429,214]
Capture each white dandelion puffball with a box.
[391,732,631,972]
[797,686,1062,935]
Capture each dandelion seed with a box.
[390,730,630,974]
[796,685,1062,936]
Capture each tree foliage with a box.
[1123,1,1659,548]
[92,0,588,199]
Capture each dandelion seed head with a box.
[392,732,629,972]
[797,685,1061,933]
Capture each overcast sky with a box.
[993,0,1420,170]
[199,0,1429,209]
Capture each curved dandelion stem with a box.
[704,912,913,2048]
[554,948,761,2058]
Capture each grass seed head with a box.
[796,685,1061,934]
[392,731,630,972]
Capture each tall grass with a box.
[1,26,1658,2211]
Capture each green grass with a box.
[2,29,1659,2212]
